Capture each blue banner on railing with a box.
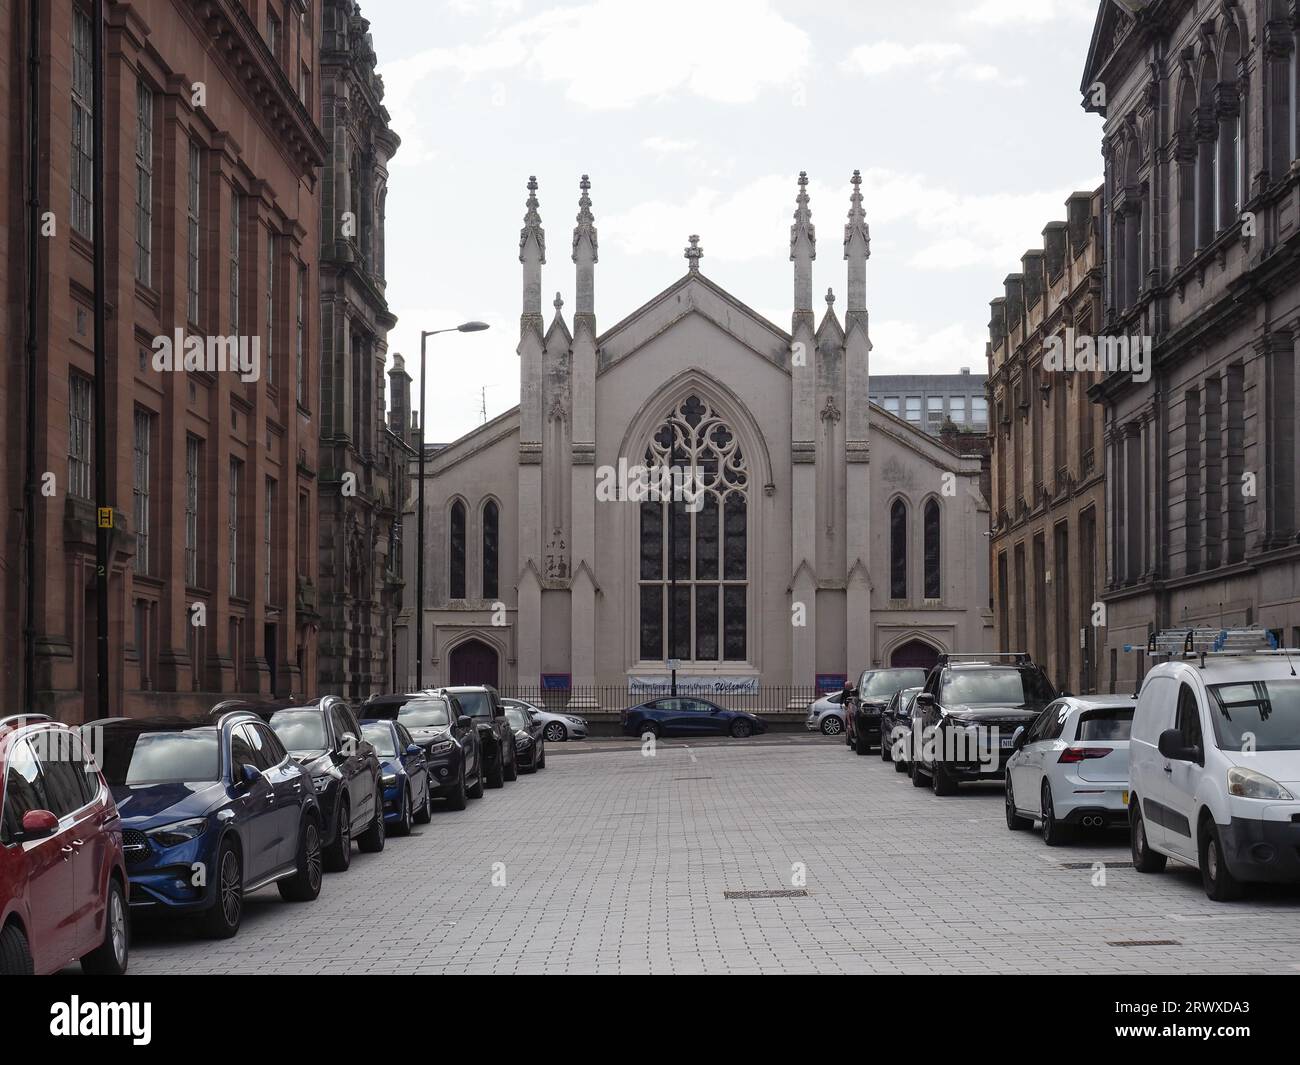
[541,673,572,690]
[816,673,848,692]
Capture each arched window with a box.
[449,501,466,600]
[481,500,499,600]
[638,395,748,663]
[890,499,907,600]
[923,499,941,600]
[1176,80,1197,264]
[1219,26,1242,225]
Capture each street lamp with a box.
[415,321,489,691]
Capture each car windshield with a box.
[362,724,397,757]
[940,667,1053,708]
[505,707,529,729]
[398,698,452,729]
[1076,707,1134,741]
[860,670,927,698]
[452,691,492,719]
[897,687,922,711]
[1208,680,1300,752]
[268,709,328,751]
[98,728,221,785]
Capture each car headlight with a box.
[565,716,584,725]
[1227,766,1295,800]
[429,739,455,754]
[146,818,207,847]
[382,773,397,787]
[516,734,532,747]
[312,774,332,794]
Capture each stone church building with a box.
[402,173,992,698]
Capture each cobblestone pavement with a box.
[124,735,1300,975]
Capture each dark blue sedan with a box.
[620,697,767,739]
[88,711,324,939]
[361,720,432,836]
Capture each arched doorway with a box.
[448,638,500,687]
[890,638,940,672]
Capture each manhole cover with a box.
[723,889,809,900]
[1106,939,1180,947]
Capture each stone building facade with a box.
[987,189,1110,696]
[1082,0,1300,690]
[316,0,408,700]
[2,0,326,721]
[402,173,993,697]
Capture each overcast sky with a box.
[364,0,1105,441]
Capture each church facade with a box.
[401,173,992,699]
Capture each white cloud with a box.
[384,0,811,112]
[961,0,1097,27]
[843,40,1023,86]
[643,136,698,154]
[871,319,988,376]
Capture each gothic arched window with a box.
[923,499,941,600]
[482,500,499,600]
[449,500,466,600]
[890,499,908,600]
[638,395,748,663]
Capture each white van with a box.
[1128,628,1300,900]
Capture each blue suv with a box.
[88,712,324,939]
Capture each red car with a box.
[0,713,129,975]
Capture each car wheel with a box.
[1130,800,1167,873]
[324,801,352,872]
[730,718,753,738]
[931,761,957,796]
[1040,782,1072,846]
[855,727,871,756]
[1199,819,1246,901]
[820,715,842,736]
[1004,778,1032,831]
[504,740,519,782]
[537,742,546,769]
[278,816,324,902]
[466,755,485,799]
[0,921,34,975]
[392,786,413,837]
[447,761,470,808]
[544,721,568,743]
[879,730,893,762]
[81,877,130,975]
[639,721,660,740]
[414,779,433,824]
[201,841,243,939]
[894,757,909,774]
[357,797,386,853]
[911,761,928,787]
[486,742,506,788]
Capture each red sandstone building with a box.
[2,0,325,720]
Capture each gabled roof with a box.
[1079,0,1143,106]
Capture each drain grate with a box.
[723,889,808,900]
[1106,939,1180,947]
[1061,860,1132,869]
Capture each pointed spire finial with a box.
[572,173,598,264]
[844,168,869,261]
[790,170,816,262]
[554,291,564,312]
[685,234,703,273]
[825,287,836,307]
[519,175,546,265]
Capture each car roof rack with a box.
[0,713,53,729]
[1145,627,1279,659]
[934,652,1031,667]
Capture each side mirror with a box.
[19,809,59,842]
[915,693,936,711]
[239,763,260,787]
[1158,728,1200,763]
[406,743,422,756]
[456,715,473,729]
[1011,725,1027,750]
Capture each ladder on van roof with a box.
[1144,627,1278,658]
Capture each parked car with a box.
[804,691,848,736]
[1129,628,1300,901]
[621,697,767,739]
[433,686,518,789]
[909,654,1057,794]
[266,696,384,872]
[0,713,129,975]
[1004,695,1136,844]
[90,711,323,940]
[360,720,432,836]
[501,697,588,742]
[881,686,922,770]
[846,668,929,754]
[504,705,547,772]
[361,692,482,809]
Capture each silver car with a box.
[805,691,847,735]
[501,698,588,742]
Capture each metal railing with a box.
[499,684,825,716]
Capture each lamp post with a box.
[415,321,489,691]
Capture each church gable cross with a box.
[684,234,703,273]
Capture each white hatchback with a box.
[1004,695,1136,845]
[1128,639,1300,901]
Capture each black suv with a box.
[435,686,518,788]
[908,654,1057,795]
[265,696,385,870]
[360,691,484,809]
[845,668,929,755]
